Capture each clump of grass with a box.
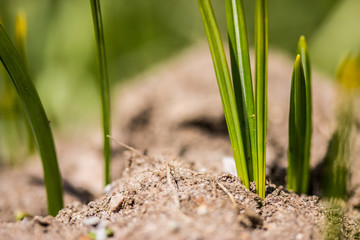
[198,0,267,198]
[322,53,360,200]
[89,0,112,186]
[0,23,63,216]
[321,53,360,239]
[287,36,312,194]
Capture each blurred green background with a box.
[0,0,359,164]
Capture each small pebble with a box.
[168,220,180,233]
[296,233,304,240]
[222,156,237,176]
[110,194,125,212]
[103,184,112,194]
[95,227,107,240]
[197,204,208,215]
[83,216,100,226]
[34,216,53,227]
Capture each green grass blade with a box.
[225,0,257,182]
[254,0,268,199]
[198,0,249,188]
[288,55,307,193]
[0,24,63,216]
[296,36,312,193]
[89,0,112,186]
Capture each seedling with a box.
[322,53,360,200]
[287,36,312,194]
[321,53,360,239]
[0,23,63,216]
[0,12,34,164]
[89,0,112,186]
[198,0,267,198]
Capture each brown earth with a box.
[0,44,360,239]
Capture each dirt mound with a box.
[2,152,328,240]
[1,44,360,239]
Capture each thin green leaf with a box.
[288,54,307,193]
[198,0,249,188]
[225,0,257,182]
[296,36,312,193]
[89,0,112,186]
[254,0,268,199]
[0,24,63,216]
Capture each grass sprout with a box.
[198,0,250,189]
[89,0,112,186]
[322,53,360,200]
[254,0,268,199]
[0,12,34,164]
[199,0,268,197]
[0,23,63,216]
[225,0,255,183]
[287,36,312,193]
[321,53,360,239]
[288,54,307,193]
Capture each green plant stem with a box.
[225,0,257,182]
[198,0,249,188]
[0,24,63,216]
[296,36,312,193]
[254,0,268,199]
[89,0,111,186]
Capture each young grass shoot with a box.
[287,36,312,194]
[198,0,268,198]
[0,23,63,216]
[89,0,112,186]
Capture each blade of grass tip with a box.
[0,24,63,216]
[225,0,257,182]
[15,11,36,154]
[89,0,111,186]
[254,0,268,199]
[296,36,312,193]
[198,0,249,188]
[288,55,307,193]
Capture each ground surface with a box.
[1,44,360,239]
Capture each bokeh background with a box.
[0,0,359,164]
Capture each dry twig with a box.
[107,135,142,155]
[217,182,237,207]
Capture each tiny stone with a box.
[168,220,180,233]
[110,194,125,212]
[296,233,304,240]
[34,216,53,227]
[103,184,112,194]
[237,215,252,228]
[83,216,100,226]
[197,204,208,215]
[95,227,107,240]
[222,156,237,176]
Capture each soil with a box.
[1,44,360,239]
